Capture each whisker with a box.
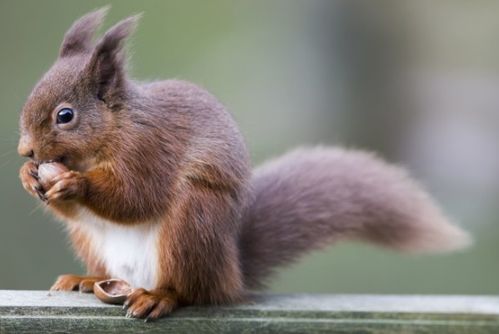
[0,158,12,169]
[29,201,46,216]
[0,150,14,158]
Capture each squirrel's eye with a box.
[56,108,74,124]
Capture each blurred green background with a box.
[0,0,498,294]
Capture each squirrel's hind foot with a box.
[50,274,106,293]
[124,288,177,321]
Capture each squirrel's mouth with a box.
[38,154,95,172]
[37,156,73,170]
[40,156,66,165]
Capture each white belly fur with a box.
[71,208,160,290]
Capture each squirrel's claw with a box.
[20,161,44,199]
[29,170,39,181]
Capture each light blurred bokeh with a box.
[0,0,497,294]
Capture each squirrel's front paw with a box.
[19,161,45,200]
[45,171,86,202]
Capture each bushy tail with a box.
[239,147,471,289]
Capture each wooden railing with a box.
[0,291,498,333]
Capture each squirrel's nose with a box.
[18,135,34,158]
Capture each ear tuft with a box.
[59,6,110,57]
[86,14,141,105]
[95,14,141,56]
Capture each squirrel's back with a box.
[139,79,250,188]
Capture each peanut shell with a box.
[38,162,68,189]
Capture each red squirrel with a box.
[18,8,470,320]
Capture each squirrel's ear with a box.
[86,15,140,105]
[59,6,109,57]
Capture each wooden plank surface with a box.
[0,291,498,333]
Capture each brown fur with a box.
[18,8,470,320]
[67,227,107,276]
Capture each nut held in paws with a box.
[38,162,68,190]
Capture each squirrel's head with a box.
[18,7,139,170]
